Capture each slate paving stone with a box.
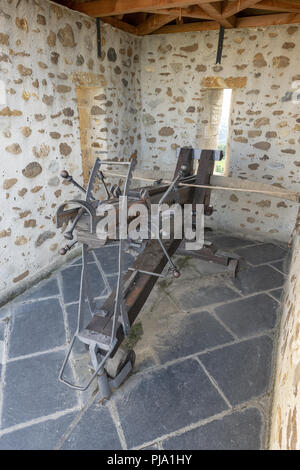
[214,293,279,338]
[178,285,241,310]
[269,288,284,302]
[212,236,257,250]
[231,265,284,296]
[235,243,287,266]
[1,350,78,428]
[163,407,262,450]
[8,298,66,359]
[0,412,76,450]
[93,245,135,275]
[61,263,106,304]
[19,277,59,302]
[65,302,93,356]
[153,311,234,363]
[61,403,122,450]
[114,358,228,448]
[70,251,95,265]
[200,335,273,406]
[271,259,289,275]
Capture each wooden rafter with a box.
[71,0,210,17]
[200,2,236,27]
[63,0,300,35]
[222,0,263,18]
[144,5,211,19]
[254,1,300,13]
[137,13,178,34]
[154,11,300,33]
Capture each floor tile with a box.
[19,278,59,302]
[8,298,66,358]
[214,294,279,338]
[93,245,135,275]
[163,407,262,450]
[0,412,76,450]
[213,236,257,250]
[153,311,234,363]
[114,358,228,448]
[61,403,121,450]
[177,285,241,310]
[269,288,284,302]
[231,265,284,295]
[61,263,106,304]
[200,336,273,406]
[271,259,289,275]
[1,350,78,428]
[235,243,287,266]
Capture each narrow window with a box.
[214,88,232,175]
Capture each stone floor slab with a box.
[1,350,78,428]
[19,277,59,302]
[231,265,284,295]
[8,298,66,358]
[200,335,273,406]
[177,284,241,310]
[0,412,76,450]
[61,263,106,304]
[61,403,122,450]
[235,243,287,266]
[214,293,279,338]
[213,236,257,250]
[114,358,228,448]
[163,407,262,450]
[153,311,234,363]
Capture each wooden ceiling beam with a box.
[153,20,220,33]
[100,16,139,34]
[222,0,263,18]
[137,13,178,34]
[254,1,300,13]
[200,2,236,27]
[144,5,211,19]
[236,11,300,27]
[71,0,216,17]
[154,11,300,33]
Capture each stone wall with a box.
[139,26,300,242]
[270,214,300,449]
[0,0,141,302]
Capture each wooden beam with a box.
[71,0,217,17]
[236,11,300,27]
[144,5,211,19]
[153,11,300,33]
[254,1,300,13]
[200,2,236,27]
[222,0,263,18]
[153,20,220,33]
[100,16,138,35]
[137,13,178,34]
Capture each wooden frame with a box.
[57,1,300,35]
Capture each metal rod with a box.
[100,171,300,201]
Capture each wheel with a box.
[105,348,136,379]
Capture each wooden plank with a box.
[153,20,220,33]
[222,0,263,18]
[154,11,300,33]
[100,16,139,34]
[137,13,178,34]
[236,11,300,27]
[200,2,236,27]
[144,6,211,18]
[72,0,214,17]
[210,175,300,203]
[254,0,300,13]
